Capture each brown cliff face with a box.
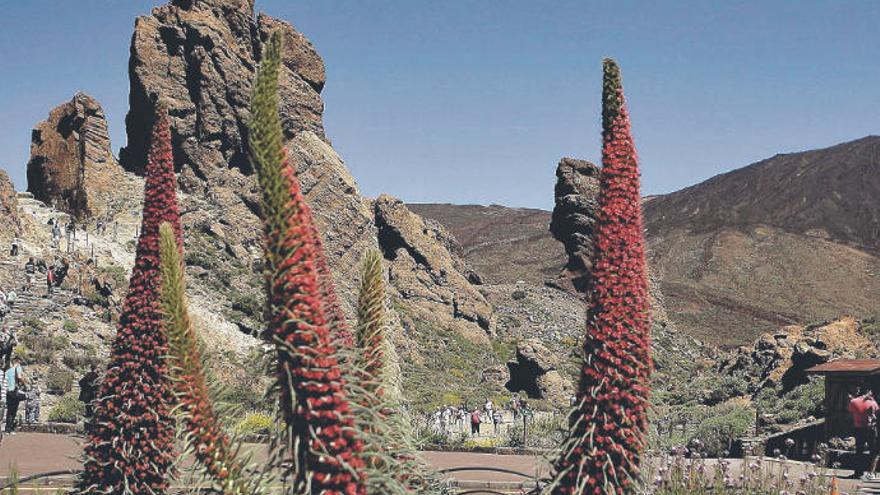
[26,93,123,219]
[119,0,324,179]
[0,171,20,244]
[116,0,374,316]
[374,195,494,343]
[549,157,600,293]
[113,0,492,340]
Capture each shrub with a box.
[62,320,78,333]
[511,290,527,301]
[19,331,69,365]
[690,403,755,457]
[47,367,75,394]
[48,393,85,423]
[233,412,273,437]
[216,382,270,413]
[230,291,262,318]
[61,351,101,372]
[21,316,45,332]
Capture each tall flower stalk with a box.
[76,104,180,495]
[345,249,447,495]
[248,31,366,495]
[158,222,258,495]
[550,58,653,495]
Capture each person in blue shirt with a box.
[5,357,26,434]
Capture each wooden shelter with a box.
[806,359,880,438]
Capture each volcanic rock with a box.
[0,171,20,244]
[549,157,600,293]
[720,317,873,393]
[374,194,494,342]
[26,93,124,219]
[505,339,573,402]
[117,0,379,318]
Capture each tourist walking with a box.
[46,265,55,295]
[492,409,503,435]
[850,390,880,479]
[24,257,36,293]
[5,357,26,434]
[0,327,15,370]
[470,408,482,436]
[79,365,99,418]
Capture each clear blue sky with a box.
[1,1,878,209]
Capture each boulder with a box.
[26,93,124,219]
[374,194,494,342]
[549,157,600,292]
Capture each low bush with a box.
[46,367,75,394]
[233,411,273,436]
[511,290,527,301]
[689,403,754,457]
[48,393,84,423]
[62,320,78,333]
[61,351,101,372]
[19,331,70,365]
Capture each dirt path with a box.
[0,433,863,492]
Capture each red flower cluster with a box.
[77,105,181,495]
[552,59,652,495]
[311,225,354,348]
[270,155,366,495]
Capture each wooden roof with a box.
[806,359,880,375]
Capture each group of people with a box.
[429,396,532,437]
[1,356,99,434]
[22,256,69,296]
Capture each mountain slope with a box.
[408,204,565,285]
[644,136,880,251]
[645,136,880,346]
[413,137,880,348]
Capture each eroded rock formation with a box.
[26,93,124,219]
[374,194,494,343]
[549,157,600,292]
[505,339,572,403]
[0,171,20,244]
[116,0,379,318]
[720,317,873,393]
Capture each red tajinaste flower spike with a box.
[550,58,653,495]
[76,103,181,495]
[158,222,255,495]
[249,32,366,495]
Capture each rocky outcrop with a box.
[549,157,600,292]
[120,0,324,180]
[505,339,572,403]
[374,194,494,342]
[720,317,874,393]
[116,0,380,318]
[26,93,124,219]
[0,171,20,244]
